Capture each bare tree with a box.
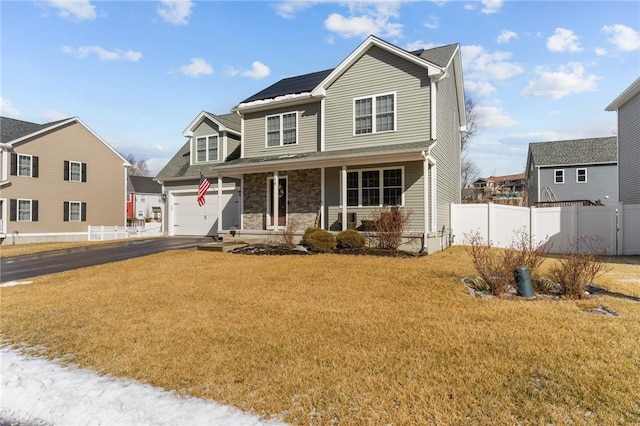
[124,153,150,176]
[461,96,480,191]
[461,96,477,154]
[461,154,481,189]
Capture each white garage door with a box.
[170,190,239,236]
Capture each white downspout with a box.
[321,167,325,229]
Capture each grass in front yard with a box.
[2,247,639,425]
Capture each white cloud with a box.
[521,62,600,99]
[602,24,640,52]
[465,80,496,97]
[546,28,583,53]
[179,58,213,77]
[62,45,142,62]
[475,105,518,128]
[595,47,607,56]
[47,0,96,21]
[275,1,320,18]
[241,62,271,80]
[481,0,503,14]
[404,40,438,52]
[324,2,403,39]
[42,110,68,122]
[424,15,439,30]
[497,30,517,44]
[464,3,476,11]
[0,98,22,118]
[157,0,194,25]
[461,45,523,81]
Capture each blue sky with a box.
[2,1,639,178]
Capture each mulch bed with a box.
[230,244,421,258]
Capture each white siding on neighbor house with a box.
[618,91,640,204]
[324,46,431,151]
[242,103,320,158]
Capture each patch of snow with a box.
[237,92,312,109]
[0,346,287,426]
[0,281,33,288]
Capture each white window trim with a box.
[352,91,397,136]
[264,112,298,148]
[194,135,219,163]
[576,168,587,183]
[17,154,33,177]
[17,199,32,221]
[69,160,82,182]
[345,166,405,207]
[554,169,564,184]
[68,201,82,222]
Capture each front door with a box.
[268,177,287,227]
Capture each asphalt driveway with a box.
[0,237,213,283]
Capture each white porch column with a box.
[273,171,279,231]
[423,155,429,237]
[341,166,347,231]
[217,175,223,233]
[320,167,325,229]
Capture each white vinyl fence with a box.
[451,203,640,255]
[88,222,163,241]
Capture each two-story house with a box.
[472,173,526,201]
[126,175,164,224]
[525,137,618,206]
[157,36,465,253]
[0,116,130,244]
[606,77,640,205]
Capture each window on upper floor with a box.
[354,92,396,135]
[266,112,297,147]
[346,167,403,207]
[9,199,38,222]
[64,201,86,222]
[576,168,587,183]
[195,135,219,162]
[554,169,564,184]
[10,154,39,178]
[64,160,87,182]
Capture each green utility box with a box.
[514,266,533,297]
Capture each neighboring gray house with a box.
[525,137,618,206]
[157,35,466,253]
[606,77,640,204]
[126,176,163,224]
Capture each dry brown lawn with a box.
[2,246,639,425]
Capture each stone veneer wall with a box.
[243,169,321,230]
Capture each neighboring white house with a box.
[127,175,163,224]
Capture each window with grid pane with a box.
[355,98,373,134]
[383,169,402,205]
[282,113,297,145]
[576,168,587,183]
[376,94,394,132]
[267,116,280,147]
[361,170,380,206]
[347,172,359,206]
[18,155,32,177]
[69,202,81,222]
[69,161,82,182]
[196,137,207,162]
[354,93,395,135]
[266,113,297,146]
[18,200,31,221]
[208,136,218,161]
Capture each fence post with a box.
[487,203,494,244]
[617,203,624,256]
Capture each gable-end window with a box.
[64,201,87,222]
[64,160,87,182]
[9,199,38,222]
[354,93,396,135]
[195,136,219,162]
[266,112,297,147]
[10,154,39,178]
[345,167,404,207]
[554,169,564,184]
[576,168,587,183]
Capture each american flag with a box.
[197,173,211,206]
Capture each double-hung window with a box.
[346,168,403,207]
[195,136,218,162]
[9,199,38,222]
[576,168,587,183]
[554,169,564,184]
[64,160,87,182]
[354,93,395,135]
[266,112,297,147]
[19,200,33,221]
[64,201,86,222]
[10,154,39,177]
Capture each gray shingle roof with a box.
[208,112,241,133]
[0,116,69,143]
[414,43,459,68]
[528,137,617,166]
[240,69,334,104]
[129,175,162,194]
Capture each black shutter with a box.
[10,154,17,176]
[32,200,38,222]
[81,202,87,221]
[63,202,69,221]
[82,163,87,182]
[9,199,16,221]
[32,156,39,178]
[64,161,69,181]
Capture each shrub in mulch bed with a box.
[230,244,421,258]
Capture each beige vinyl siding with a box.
[325,46,431,151]
[323,161,424,232]
[242,103,320,158]
[618,92,640,204]
[4,121,126,234]
[431,61,462,230]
